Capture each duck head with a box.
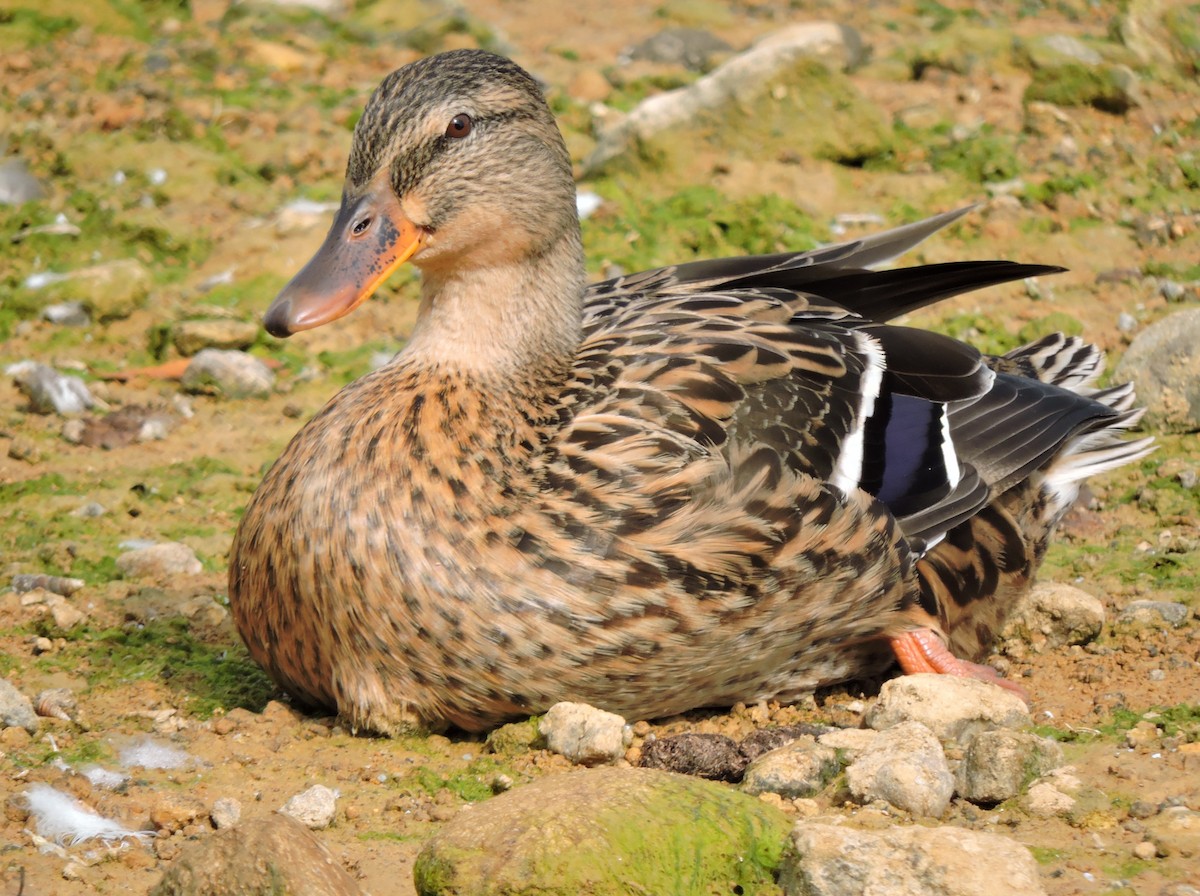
[264,50,582,341]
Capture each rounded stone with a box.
[414,766,790,896]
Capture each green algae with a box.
[414,767,790,896]
[1017,311,1084,344]
[1024,63,1140,114]
[582,184,824,277]
[66,617,275,718]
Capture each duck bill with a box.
[263,187,424,337]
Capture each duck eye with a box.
[445,113,473,138]
[351,216,372,236]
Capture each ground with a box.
[1,0,1198,894]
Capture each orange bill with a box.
[264,182,424,337]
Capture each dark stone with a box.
[639,732,746,781]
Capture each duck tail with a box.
[992,334,1155,524]
[911,334,1152,663]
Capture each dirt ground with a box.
[1,0,1198,893]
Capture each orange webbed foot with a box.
[889,628,1030,704]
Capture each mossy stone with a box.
[1024,63,1141,114]
[413,766,791,896]
[909,22,1016,76]
[587,56,891,179]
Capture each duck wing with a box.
[574,215,1125,558]
[586,207,1063,323]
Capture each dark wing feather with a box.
[948,372,1123,495]
[574,208,1123,560]
[586,207,1063,323]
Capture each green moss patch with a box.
[414,766,790,896]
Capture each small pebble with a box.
[210,797,242,829]
[71,502,108,518]
[1129,800,1159,819]
[151,793,206,833]
[12,574,85,596]
[41,302,91,327]
[8,435,40,462]
[1133,840,1157,860]
[279,784,338,830]
[62,862,85,881]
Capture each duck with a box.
[228,49,1153,735]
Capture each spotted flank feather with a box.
[229,50,1154,734]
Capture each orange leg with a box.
[889,628,1029,703]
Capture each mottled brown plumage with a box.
[228,50,1152,733]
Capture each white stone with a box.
[816,727,878,759]
[845,721,954,817]
[211,797,242,830]
[780,822,1047,895]
[1023,781,1076,817]
[279,784,337,830]
[0,678,38,733]
[539,702,630,766]
[865,674,1031,743]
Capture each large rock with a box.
[181,349,275,399]
[907,21,1015,75]
[1114,309,1200,432]
[413,766,790,896]
[844,721,954,818]
[865,674,1031,744]
[741,736,841,799]
[150,814,363,896]
[1001,582,1105,651]
[1116,600,1192,628]
[1016,34,1142,113]
[780,823,1047,896]
[585,25,888,177]
[956,730,1063,805]
[1144,807,1200,859]
[172,319,260,356]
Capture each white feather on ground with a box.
[118,736,193,770]
[23,783,150,845]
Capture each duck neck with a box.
[402,229,586,389]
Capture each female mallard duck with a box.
[229,49,1152,734]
